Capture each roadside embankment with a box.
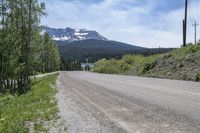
[93,44,200,81]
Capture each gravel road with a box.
[56,71,200,133]
[35,72,58,78]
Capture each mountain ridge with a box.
[42,26,107,43]
[58,39,173,62]
[42,26,174,63]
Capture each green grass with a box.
[0,74,59,133]
[167,44,200,59]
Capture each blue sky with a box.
[41,0,200,48]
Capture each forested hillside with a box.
[58,39,174,63]
[0,0,60,94]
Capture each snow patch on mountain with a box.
[40,30,47,36]
[42,27,107,43]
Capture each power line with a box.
[147,0,181,47]
[192,22,199,45]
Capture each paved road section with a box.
[56,71,200,133]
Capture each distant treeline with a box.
[0,0,60,94]
[59,47,174,64]
[57,39,174,64]
[60,58,81,71]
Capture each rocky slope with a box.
[144,45,200,81]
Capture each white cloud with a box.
[41,0,200,48]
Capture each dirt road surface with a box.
[56,71,200,133]
[35,72,58,78]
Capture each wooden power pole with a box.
[183,0,188,47]
[193,22,199,45]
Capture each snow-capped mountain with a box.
[42,26,107,42]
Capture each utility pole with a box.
[193,22,199,45]
[183,0,188,47]
[183,20,185,46]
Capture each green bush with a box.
[197,40,200,45]
[93,59,121,74]
[93,54,159,75]
[196,72,200,81]
[119,62,131,72]
[188,46,198,53]
[141,61,156,73]
[93,59,108,73]
[122,55,135,65]
[172,45,200,58]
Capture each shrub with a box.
[93,54,160,75]
[188,46,198,53]
[196,72,200,81]
[141,61,156,73]
[120,62,131,72]
[93,59,109,73]
[182,74,189,81]
[197,40,200,45]
[93,59,121,74]
[122,55,135,65]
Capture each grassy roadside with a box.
[93,54,159,74]
[0,73,59,133]
[93,44,200,81]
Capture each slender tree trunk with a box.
[19,0,26,91]
[26,0,32,82]
[0,0,5,92]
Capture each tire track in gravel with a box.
[56,72,200,133]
